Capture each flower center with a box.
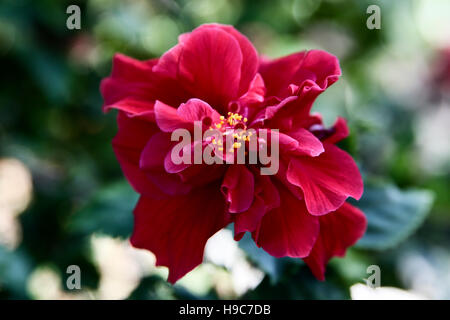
[208,112,252,153]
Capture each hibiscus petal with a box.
[105,98,155,121]
[259,50,341,99]
[163,141,227,187]
[140,132,192,195]
[281,128,324,157]
[234,175,280,238]
[322,117,349,144]
[303,202,367,280]
[208,24,259,96]
[259,51,306,97]
[252,184,319,258]
[154,101,189,132]
[178,26,243,111]
[221,165,255,213]
[177,98,221,124]
[179,162,227,187]
[261,95,298,123]
[130,185,231,283]
[109,53,158,80]
[112,112,167,199]
[163,146,192,174]
[152,42,183,80]
[259,50,341,128]
[102,53,190,113]
[287,143,363,215]
[154,99,222,133]
[275,158,304,200]
[238,73,266,118]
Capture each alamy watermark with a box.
[66,5,81,30]
[66,265,81,290]
[364,264,381,288]
[366,4,381,30]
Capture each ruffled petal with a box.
[259,50,341,99]
[221,165,255,213]
[303,202,367,280]
[287,143,363,215]
[259,50,341,129]
[130,185,231,283]
[234,174,280,238]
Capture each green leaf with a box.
[68,181,138,238]
[352,184,434,250]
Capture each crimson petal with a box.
[178,27,243,111]
[234,174,280,239]
[140,132,192,196]
[101,53,190,113]
[112,112,167,199]
[252,184,319,258]
[287,143,363,215]
[221,165,255,213]
[259,50,341,99]
[303,202,367,280]
[131,186,231,283]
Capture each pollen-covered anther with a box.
[209,112,254,153]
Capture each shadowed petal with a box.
[252,184,319,258]
[112,111,167,199]
[234,174,280,238]
[140,132,192,196]
[322,117,350,144]
[221,165,255,213]
[303,202,367,280]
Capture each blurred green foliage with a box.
[0,0,449,299]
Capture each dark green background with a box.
[0,0,449,299]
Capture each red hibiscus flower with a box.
[100,23,366,283]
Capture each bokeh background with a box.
[0,0,449,300]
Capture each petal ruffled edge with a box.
[303,202,367,280]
